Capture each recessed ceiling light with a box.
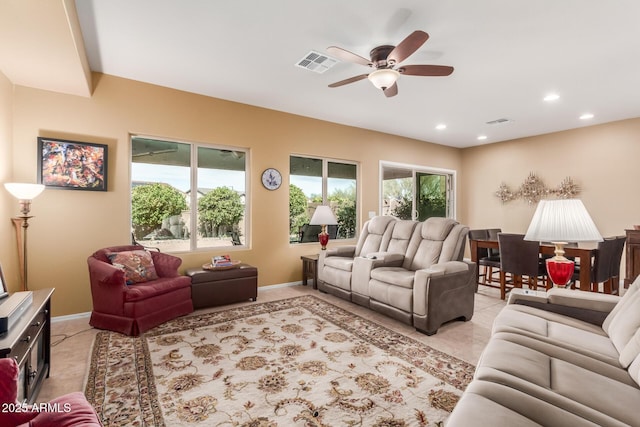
[544,93,560,102]
[579,113,594,120]
[477,135,487,141]
[435,124,447,130]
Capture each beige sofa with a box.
[446,279,640,426]
[318,216,476,335]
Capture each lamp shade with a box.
[368,69,400,90]
[524,199,602,243]
[4,183,45,200]
[309,205,338,225]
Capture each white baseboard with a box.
[52,311,91,323]
[258,281,303,290]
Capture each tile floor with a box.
[38,284,506,402]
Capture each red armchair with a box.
[0,358,101,427]
[88,245,193,336]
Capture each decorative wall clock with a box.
[261,168,282,190]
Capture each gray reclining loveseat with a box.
[318,216,476,335]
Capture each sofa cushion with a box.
[407,239,443,271]
[386,220,417,254]
[369,215,395,234]
[356,216,396,257]
[451,379,621,427]
[492,304,619,366]
[622,328,640,383]
[604,289,640,367]
[490,332,635,385]
[124,276,191,302]
[628,346,640,387]
[320,265,352,291]
[323,256,354,272]
[370,267,415,289]
[475,336,640,426]
[547,287,621,313]
[421,217,456,241]
[603,278,640,331]
[444,390,543,427]
[404,219,461,271]
[108,250,158,284]
[369,279,413,312]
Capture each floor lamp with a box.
[4,183,45,292]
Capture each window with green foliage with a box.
[381,162,454,221]
[131,136,248,251]
[289,155,358,243]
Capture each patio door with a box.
[381,162,454,221]
[416,172,451,220]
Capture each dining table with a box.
[469,238,595,292]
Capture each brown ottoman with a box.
[186,264,258,309]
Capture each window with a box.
[131,136,248,252]
[381,162,455,221]
[289,155,358,243]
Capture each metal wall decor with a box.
[495,172,580,204]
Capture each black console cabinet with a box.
[0,288,54,403]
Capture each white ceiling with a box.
[12,1,640,148]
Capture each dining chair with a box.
[497,233,547,300]
[469,229,502,287]
[470,229,490,285]
[572,236,625,294]
[486,228,502,283]
[607,236,627,294]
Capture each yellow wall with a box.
[460,118,640,252]
[9,73,463,316]
[0,70,19,291]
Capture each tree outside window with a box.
[130,136,247,251]
[382,164,453,221]
[289,156,358,243]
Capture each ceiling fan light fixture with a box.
[368,69,400,90]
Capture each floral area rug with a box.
[85,295,475,426]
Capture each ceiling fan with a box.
[327,30,453,98]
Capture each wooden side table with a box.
[301,254,319,289]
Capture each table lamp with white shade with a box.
[309,205,338,250]
[524,199,602,287]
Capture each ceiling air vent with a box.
[295,51,338,74]
[486,118,513,125]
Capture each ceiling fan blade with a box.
[387,30,429,64]
[328,74,369,88]
[383,82,398,97]
[327,46,372,66]
[398,64,454,76]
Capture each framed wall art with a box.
[37,137,108,191]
